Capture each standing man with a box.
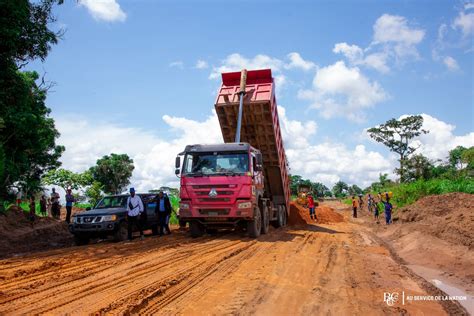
[65,188,75,224]
[351,196,359,218]
[40,195,48,217]
[307,193,316,220]
[155,191,172,236]
[127,188,145,241]
[50,188,60,219]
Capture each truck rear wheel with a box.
[247,205,262,238]
[190,221,204,238]
[282,206,288,227]
[261,204,270,234]
[272,205,284,228]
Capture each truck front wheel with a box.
[190,221,204,238]
[247,205,262,238]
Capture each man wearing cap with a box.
[127,188,145,241]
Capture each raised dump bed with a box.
[214,69,290,212]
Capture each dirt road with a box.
[0,204,462,315]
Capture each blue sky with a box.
[28,0,474,190]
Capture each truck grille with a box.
[199,209,230,216]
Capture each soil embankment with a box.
[366,193,474,312]
[0,207,75,258]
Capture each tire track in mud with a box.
[0,234,194,303]
[0,238,246,314]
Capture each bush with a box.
[378,178,473,208]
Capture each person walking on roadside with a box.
[127,188,145,241]
[307,193,316,220]
[351,196,359,218]
[29,196,36,228]
[384,201,393,225]
[367,194,374,213]
[50,188,61,219]
[16,190,22,207]
[40,195,48,217]
[155,191,172,236]
[65,188,75,224]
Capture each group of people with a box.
[21,187,76,227]
[352,192,393,225]
[126,188,172,241]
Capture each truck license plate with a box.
[208,212,218,216]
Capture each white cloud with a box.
[443,56,460,71]
[373,14,425,48]
[453,10,474,37]
[169,61,184,69]
[334,14,425,73]
[333,43,390,73]
[55,111,222,192]
[277,106,317,149]
[195,60,209,69]
[408,114,474,161]
[298,61,387,122]
[79,0,126,22]
[284,52,316,71]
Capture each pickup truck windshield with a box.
[183,152,249,176]
[95,196,128,209]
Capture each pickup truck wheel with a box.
[190,221,204,238]
[74,234,90,246]
[247,205,261,238]
[261,204,270,234]
[113,221,128,242]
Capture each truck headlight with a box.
[180,203,190,210]
[102,215,117,222]
[238,201,252,209]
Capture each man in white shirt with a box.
[127,187,144,241]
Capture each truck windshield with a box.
[95,196,128,209]
[183,152,249,176]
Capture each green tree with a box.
[0,0,64,210]
[449,146,467,169]
[401,154,433,182]
[289,175,303,195]
[332,181,349,198]
[368,115,428,183]
[461,147,474,170]
[85,181,104,207]
[90,154,134,194]
[42,168,91,192]
[348,184,363,196]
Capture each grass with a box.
[384,177,474,207]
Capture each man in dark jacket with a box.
[155,191,172,236]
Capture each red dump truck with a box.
[175,69,290,238]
